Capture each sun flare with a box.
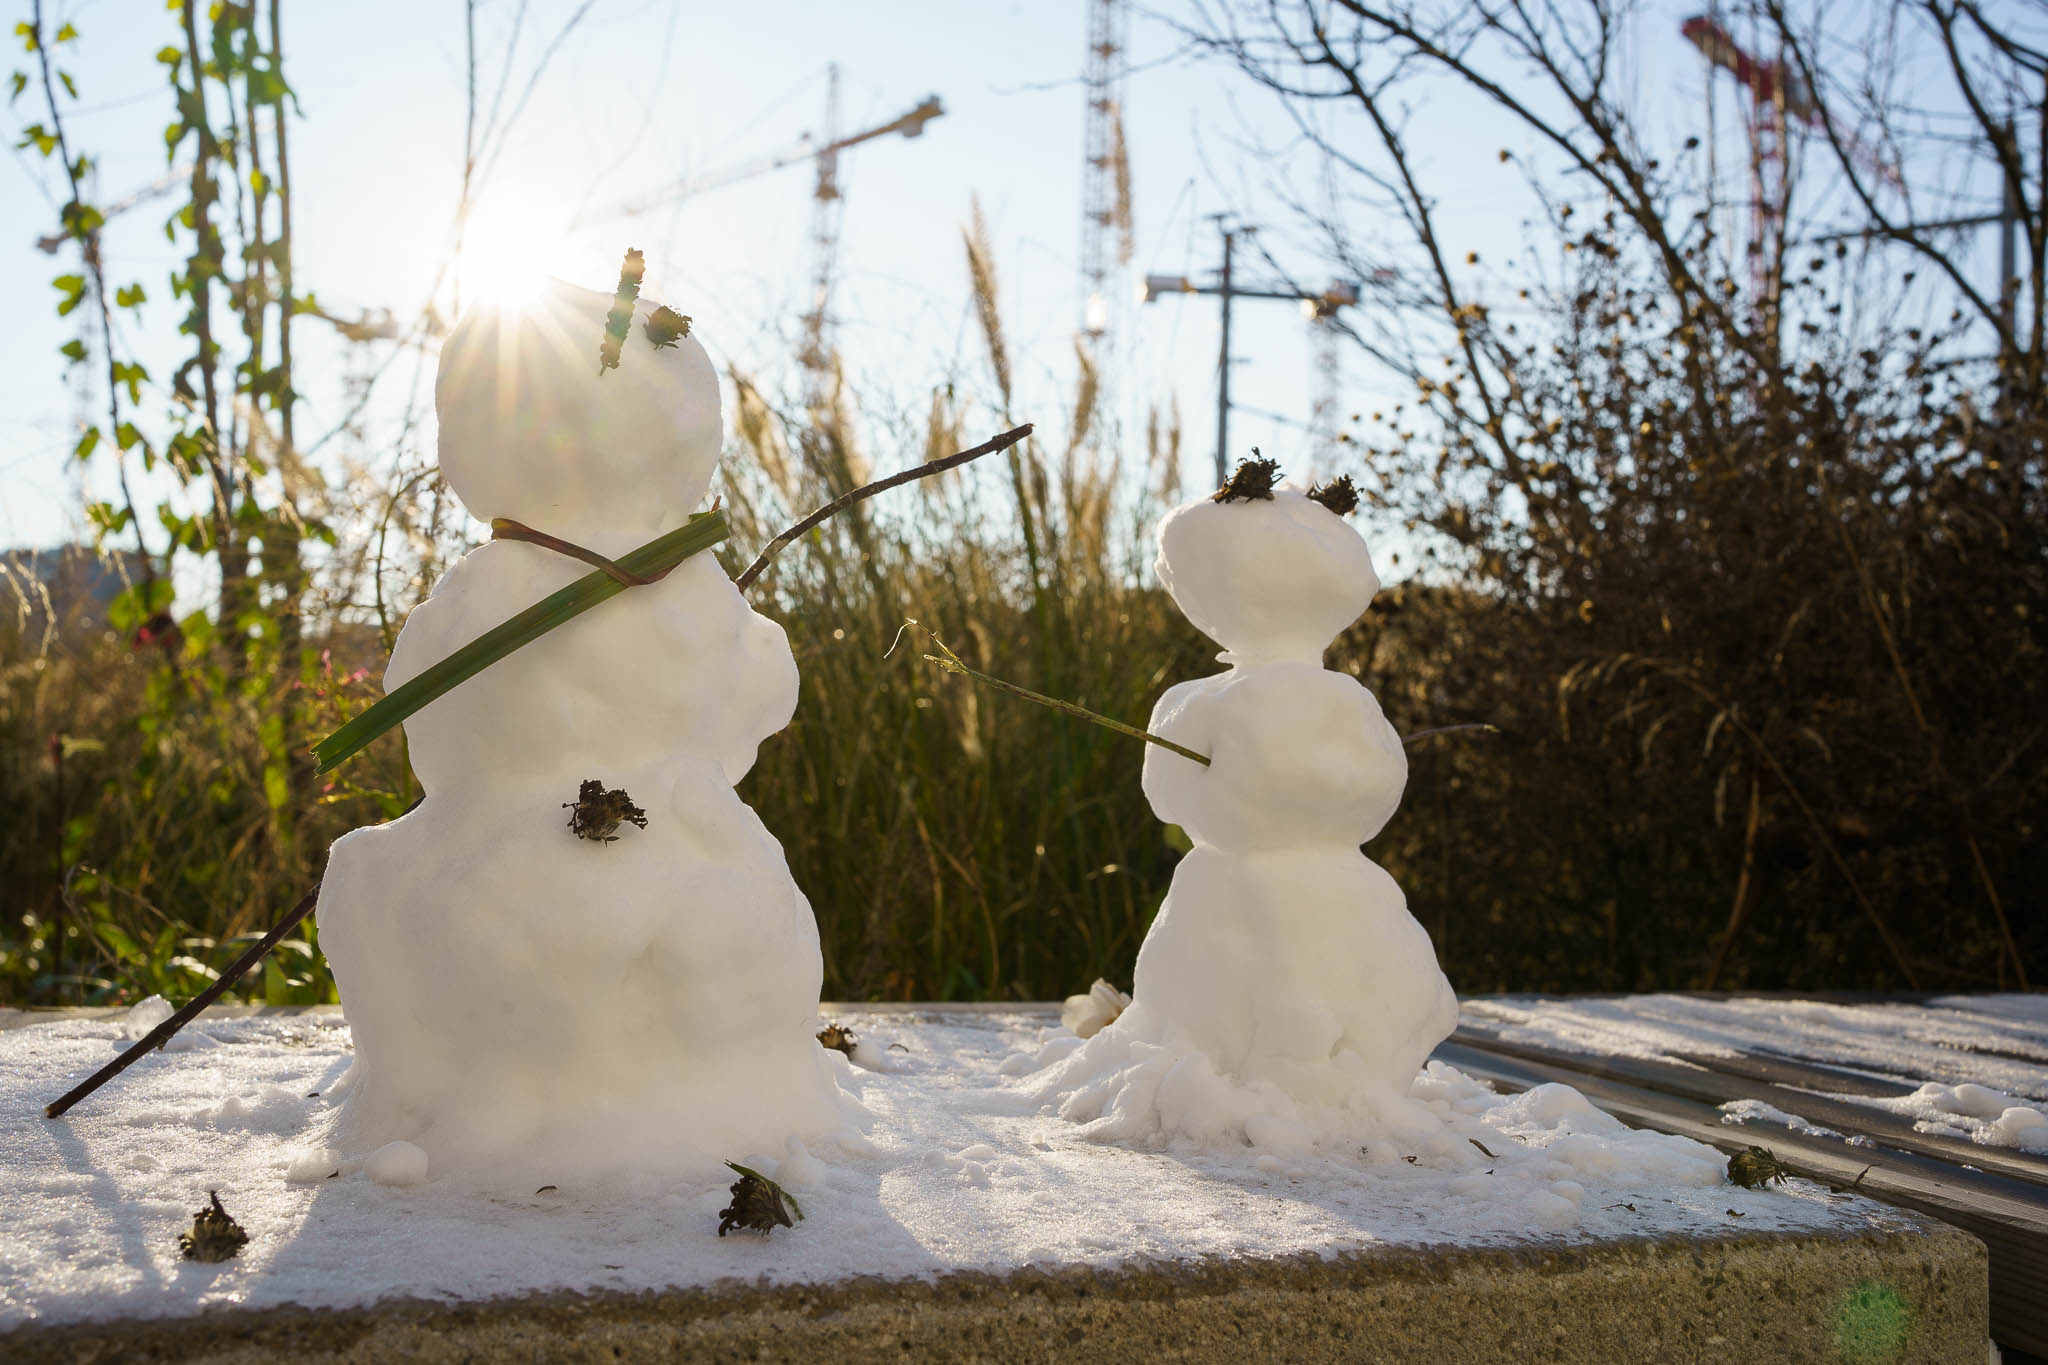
[454,217,554,312]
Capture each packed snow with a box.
[312,278,854,1186]
[0,1005,1910,1330]
[1027,485,1459,1150]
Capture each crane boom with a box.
[617,93,943,219]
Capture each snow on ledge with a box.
[2,1007,1920,1331]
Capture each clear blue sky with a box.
[3,1,2006,568]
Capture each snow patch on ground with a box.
[0,1008,1911,1331]
[1717,1099,1842,1139]
[1460,995,2048,1096]
[1837,1082,2048,1153]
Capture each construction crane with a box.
[1682,11,1899,325]
[614,73,944,419]
[1079,0,1133,343]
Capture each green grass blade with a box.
[311,510,730,774]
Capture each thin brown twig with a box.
[902,623,1214,767]
[46,881,321,1119]
[735,425,1034,592]
[1403,723,1501,744]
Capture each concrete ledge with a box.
[6,1220,1988,1365]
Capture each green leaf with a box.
[248,167,268,195]
[107,577,174,633]
[58,338,86,363]
[263,956,289,1005]
[52,273,86,315]
[115,421,145,451]
[55,22,78,43]
[262,761,289,812]
[15,21,38,53]
[115,283,146,308]
[60,201,102,237]
[58,69,76,98]
[156,45,182,67]
[85,501,131,535]
[9,72,27,102]
[110,360,147,403]
[313,512,732,773]
[95,923,142,964]
[73,426,100,461]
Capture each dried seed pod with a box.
[1727,1145,1791,1189]
[643,305,692,350]
[1307,474,1359,517]
[717,1161,803,1236]
[816,1023,857,1056]
[598,247,646,375]
[1213,451,1282,503]
[178,1191,250,1262]
[563,778,649,845]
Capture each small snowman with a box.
[1033,459,1457,1150]
[311,275,853,1185]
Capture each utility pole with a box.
[1142,222,1359,489]
[1215,222,1236,489]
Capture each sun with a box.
[454,214,554,311]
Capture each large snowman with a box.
[1032,466,1458,1152]
[313,277,851,1185]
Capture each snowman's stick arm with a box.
[909,627,1214,768]
[734,424,1033,592]
[914,628,1501,767]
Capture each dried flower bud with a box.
[643,305,692,351]
[1727,1145,1790,1189]
[1307,475,1360,517]
[178,1191,249,1262]
[563,779,649,845]
[1213,452,1282,503]
[817,1022,857,1055]
[718,1161,803,1236]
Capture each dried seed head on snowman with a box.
[1029,458,1459,1155]
[311,274,858,1186]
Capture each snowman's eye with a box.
[598,248,647,375]
[1214,453,1282,503]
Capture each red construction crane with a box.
[1682,13,1900,312]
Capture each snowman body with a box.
[314,280,849,1185]
[1039,489,1457,1146]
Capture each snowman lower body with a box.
[1037,846,1458,1151]
[314,757,852,1185]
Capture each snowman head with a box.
[434,277,722,545]
[1154,483,1380,665]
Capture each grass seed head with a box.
[598,247,646,375]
